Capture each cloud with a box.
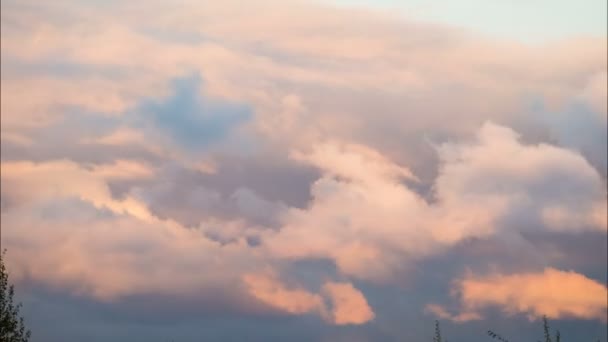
[321,282,375,325]
[0,0,606,338]
[1,120,605,328]
[266,122,607,281]
[1,194,264,304]
[135,162,291,228]
[290,142,418,184]
[0,160,266,305]
[424,303,482,323]
[243,271,374,325]
[434,122,607,236]
[1,160,155,220]
[428,268,608,322]
[243,271,325,315]
[540,102,608,177]
[580,71,608,121]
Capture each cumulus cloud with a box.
[266,122,606,281]
[0,0,606,335]
[0,160,263,303]
[2,199,258,301]
[1,122,605,326]
[428,268,608,322]
[243,271,374,325]
[434,122,607,236]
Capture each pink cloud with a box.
[242,270,374,325]
[428,268,608,322]
[0,0,605,330]
[243,271,325,315]
[322,282,375,325]
[266,122,606,281]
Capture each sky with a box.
[0,0,606,341]
[331,0,608,42]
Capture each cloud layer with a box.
[1,0,606,340]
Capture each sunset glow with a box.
[1,1,606,341]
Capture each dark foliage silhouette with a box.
[0,250,30,342]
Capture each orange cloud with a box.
[243,271,374,325]
[1,160,156,221]
[430,268,608,322]
[424,303,482,323]
[243,271,324,315]
[322,282,375,325]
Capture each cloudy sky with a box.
[0,0,606,341]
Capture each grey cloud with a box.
[545,103,607,177]
[0,138,163,166]
[134,155,316,228]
